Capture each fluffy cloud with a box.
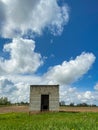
[0,77,16,94]
[6,50,95,86]
[0,52,96,104]
[0,0,69,38]
[0,38,43,74]
[43,52,95,85]
[0,1,6,33]
[94,83,98,91]
[77,91,94,102]
[60,85,97,105]
[1,76,98,105]
[0,1,97,105]
[0,77,29,102]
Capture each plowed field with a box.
[0,106,98,114]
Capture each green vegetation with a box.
[0,97,11,105]
[0,112,98,130]
[60,101,97,107]
[0,97,29,106]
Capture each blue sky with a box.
[36,0,98,90]
[0,0,98,105]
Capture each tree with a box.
[77,103,88,107]
[0,97,11,105]
[59,101,65,106]
[69,103,74,106]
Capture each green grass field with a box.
[0,112,98,130]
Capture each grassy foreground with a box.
[0,112,98,130]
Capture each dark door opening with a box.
[41,95,49,111]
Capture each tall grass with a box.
[0,112,98,130]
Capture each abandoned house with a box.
[29,85,59,111]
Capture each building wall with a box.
[29,85,59,111]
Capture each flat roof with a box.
[30,85,59,87]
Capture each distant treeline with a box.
[59,101,97,107]
[0,97,11,105]
[0,97,29,106]
[0,97,97,107]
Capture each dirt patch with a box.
[60,106,98,112]
[0,106,29,114]
[0,106,98,114]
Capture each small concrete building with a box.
[29,85,59,112]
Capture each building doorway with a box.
[41,95,49,111]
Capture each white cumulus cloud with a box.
[0,0,69,38]
[78,91,94,102]
[0,77,16,94]
[60,85,97,105]
[43,52,96,85]
[0,1,97,105]
[0,38,43,74]
[0,52,96,104]
[0,77,29,102]
[94,83,98,91]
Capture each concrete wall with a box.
[29,85,59,111]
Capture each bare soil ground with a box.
[0,106,98,114]
[60,106,98,112]
[0,106,29,114]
